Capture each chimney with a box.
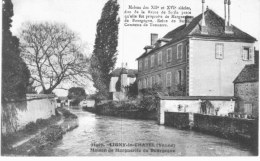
[228,0,231,26]
[224,0,233,33]
[201,0,207,34]
[224,0,227,26]
[185,16,194,27]
[151,33,158,46]
[125,63,128,70]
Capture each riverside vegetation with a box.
[1,107,78,156]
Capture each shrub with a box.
[44,125,63,142]
[25,122,37,132]
[36,118,49,127]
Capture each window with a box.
[215,43,224,59]
[144,58,148,69]
[138,60,143,71]
[176,70,182,85]
[158,51,162,65]
[166,72,172,87]
[152,76,156,86]
[151,55,154,67]
[156,74,161,85]
[178,70,182,85]
[150,77,153,88]
[177,44,183,59]
[242,47,252,61]
[167,48,172,62]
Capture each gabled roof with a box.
[110,68,138,78]
[233,64,259,83]
[136,9,256,60]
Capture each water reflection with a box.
[44,109,254,156]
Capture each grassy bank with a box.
[1,107,79,156]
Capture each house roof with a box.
[136,9,256,60]
[110,68,138,78]
[233,64,259,83]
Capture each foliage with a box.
[139,84,162,111]
[2,0,30,133]
[168,84,186,96]
[90,0,120,99]
[44,125,63,142]
[2,0,30,100]
[125,81,138,98]
[25,121,37,133]
[67,87,86,106]
[19,22,89,94]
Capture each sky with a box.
[11,0,260,96]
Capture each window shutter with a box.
[241,47,244,60]
[180,45,183,59]
[169,72,172,86]
[175,71,179,85]
[249,47,253,60]
[180,70,184,85]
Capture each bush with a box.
[44,125,63,142]
[25,122,37,132]
[36,118,49,127]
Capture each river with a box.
[42,109,254,156]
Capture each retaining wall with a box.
[2,94,56,134]
[193,113,258,152]
[164,112,190,129]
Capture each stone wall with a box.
[234,82,258,117]
[193,113,258,152]
[2,94,56,134]
[164,112,190,129]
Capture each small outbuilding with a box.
[233,64,258,117]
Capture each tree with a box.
[139,84,162,111]
[67,87,86,106]
[2,0,30,133]
[2,0,30,101]
[125,81,138,98]
[90,0,120,99]
[19,22,89,94]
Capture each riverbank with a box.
[1,107,79,156]
[83,101,157,120]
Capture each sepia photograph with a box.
[1,0,259,157]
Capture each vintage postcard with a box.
[1,0,259,157]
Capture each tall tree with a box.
[90,0,120,100]
[2,0,30,133]
[2,0,30,101]
[20,22,89,94]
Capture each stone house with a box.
[109,64,137,100]
[136,0,256,96]
[233,64,258,117]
